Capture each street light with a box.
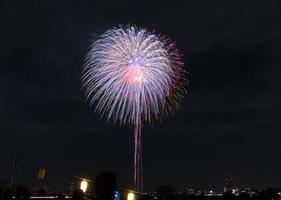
[80,180,88,193]
[127,192,135,200]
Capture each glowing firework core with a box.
[82,25,185,192]
[124,62,146,84]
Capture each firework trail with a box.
[82,25,185,191]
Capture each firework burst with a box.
[82,25,185,191]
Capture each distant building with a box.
[224,176,233,192]
[185,188,195,195]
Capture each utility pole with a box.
[10,155,18,188]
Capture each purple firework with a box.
[82,25,185,191]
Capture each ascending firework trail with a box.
[82,25,186,192]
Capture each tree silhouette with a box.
[94,171,117,200]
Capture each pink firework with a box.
[82,25,185,191]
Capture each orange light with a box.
[80,180,88,193]
[127,192,135,200]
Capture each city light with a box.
[127,192,135,200]
[80,180,88,193]
[38,168,46,180]
[115,191,120,200]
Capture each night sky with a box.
[1,0,281,191]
